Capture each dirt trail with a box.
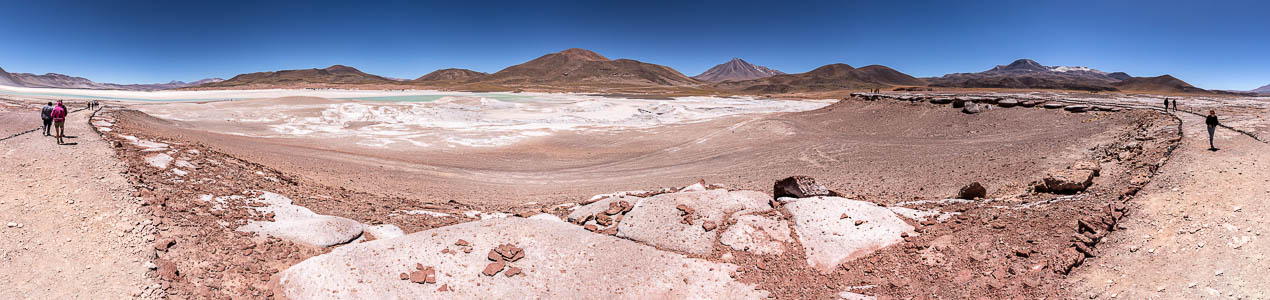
[1070,111,1270,298]
[0,107,158,298]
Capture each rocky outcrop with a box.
[1034,169,1096,194]
[275,218,768,298]
[957,182,987,199]
[773,176,841,199]
[779,196,914,273]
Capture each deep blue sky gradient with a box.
[1,0,1266,90]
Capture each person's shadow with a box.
[1208,147,1221,151]
[59,142,79,146]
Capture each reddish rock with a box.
[409,270,426,283]
[462,247,473,254]
[154,238,176,251]
[156,260,180,280]
[702,221,717,232]
[604,202,623,215]
[482,261,506,276]
[840,213,848,219]
[676,204,695,216]
[600,226,619,236]
[508,250,525,262]
[595,214,613,226]
[504,266,523,277]
[399,272,409,280]
[855,220,866,226]
[619,201,633,213]
[455,239,470,246]
[488,249,503,262]
[437,284,450,292]
[415,263,425,270]
[957,182,987,199]
[584,224,598,232]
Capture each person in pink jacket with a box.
[50,100,68,144]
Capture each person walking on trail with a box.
[1173,99,1179,112]
[1206,110,1220,150]
[40,102,54,136]
[1163,98,1170,111]
[50,100,68,145]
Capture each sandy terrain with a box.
[0,105,158,298]
[1070,111,1270,299]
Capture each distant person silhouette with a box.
[1163,98,1169,111]
[40,102,54,136]
[1206,110,1220,150]
[50,100,67,145]
[1173,99,1179,112]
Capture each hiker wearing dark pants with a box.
[1206,110,1220,150]
[40,102,54,136]
[1163,98,1170,111]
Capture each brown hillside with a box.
[1112,75,1208,94]
[413,68,488,82]
[195,65,400,88]
[475,48,700,87]
[714,63,924,93]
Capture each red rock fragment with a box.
[584,224,598,232]
[508,250,525,262]
[604,202,623,215]
[504,266,522,277]
[702,221,717,232]
[399,273,409,280]
[676,204,695,215]
[154,238,176,251]
[488,249,503,262]
[409,270,427,283]
[455,239,469,246]
[855,220,866,226]
[482,261,506,276]
[619,201,633,213]
[840,213,848,219]
[437,284,450,292]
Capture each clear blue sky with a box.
[1,0,1266,90]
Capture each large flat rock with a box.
[274,218,768,299]
[236,192,364,247]
[719,214,792,255]
[616,189,771,254]
[782,196,914,273]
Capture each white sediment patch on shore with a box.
[136,92,833,149]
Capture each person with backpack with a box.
[40,102,54,136]
[50,100,68,144]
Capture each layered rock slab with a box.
[615,189,771,254]
[719,214,792,255]
[780,196,914,272]
[274,218,767,299]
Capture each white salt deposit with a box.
[145,153,173,169]
[135,91,832,149]
[236,191,364,247]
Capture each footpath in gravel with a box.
[1070,111,1270,299]
[0,107,159,298]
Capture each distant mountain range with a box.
[2,51,1233,95]
[924,58,1221,94]
[0,66,222,91]
[692,58,784,82]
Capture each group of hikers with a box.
[1165,98,1222,150]
[39,100,98,145]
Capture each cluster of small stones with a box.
[573,200,634,235]
[482,243,525,277]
